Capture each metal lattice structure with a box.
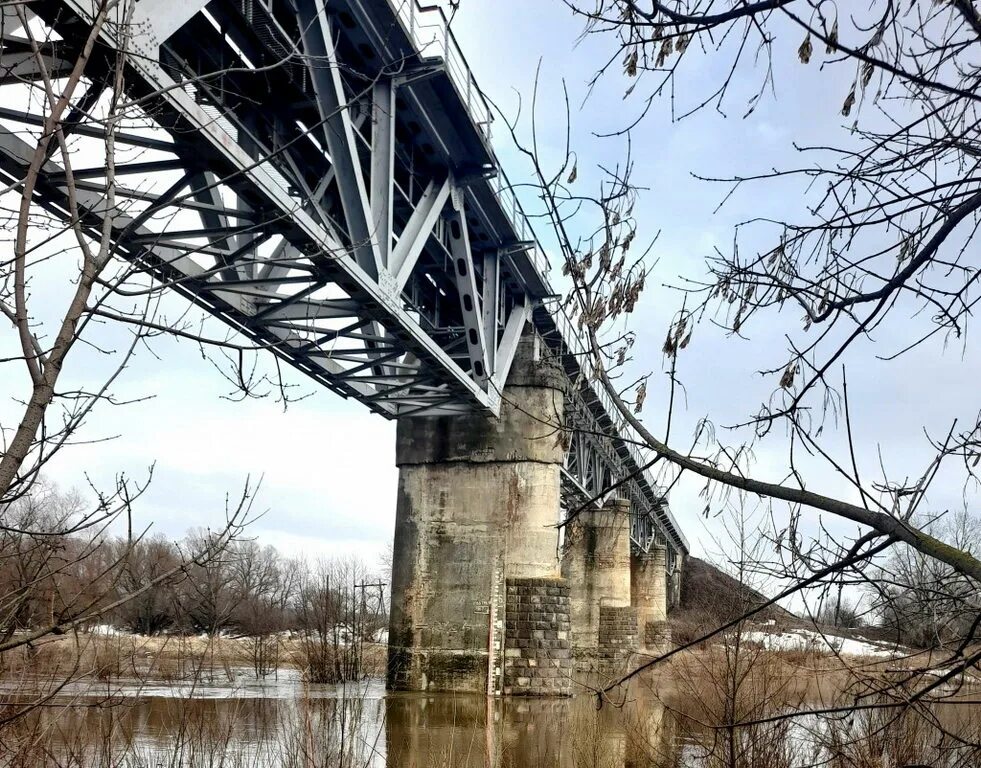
[0,0,687,562]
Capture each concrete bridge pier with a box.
[387,331,573,695]
[562,498,639,669]
[631,545,670,653]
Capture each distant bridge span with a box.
[0,0,687,568]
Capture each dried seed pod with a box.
[798,33,813,64]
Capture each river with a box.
[5,666,979,767]
[10,669,682,767]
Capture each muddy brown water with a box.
[7,668,980,767]
[9,669,685,767]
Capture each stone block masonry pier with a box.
[503,578,572,695]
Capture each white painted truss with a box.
[0,0,687,557]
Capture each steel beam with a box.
[370,79,395,268]
[391,176,450,291]
[130,0,211,48]
[296,0,383,280]
[447,186,489,386]
[482,250,499,376]
[492,300,530,391]
[261,299,360,321]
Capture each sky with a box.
[2,0,978,578]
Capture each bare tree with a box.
[231,540,291,677]
[174,528,243,638]
[293,557,378,684]
[0,481,82,638]
[477,0,981,740]
[0,0,260,542]
[544,0,981,577]
[0,0,299,727]
[870,510,981,648]
[112,533,182,635]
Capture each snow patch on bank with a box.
[742,627,904,658]
[88,624,126,636]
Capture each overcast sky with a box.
[3,0,978,573]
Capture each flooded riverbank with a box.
[3,672,676,767]
[3,665,979,768]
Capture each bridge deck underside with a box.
[0,0,687,559]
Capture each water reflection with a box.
[27,675,673,767]
[384,692,670,768]
[14,672,980,767]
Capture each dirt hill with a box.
[671,556,797,642]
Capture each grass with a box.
[0,629,387,685]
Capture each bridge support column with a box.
[631,545,670,653]
[562,498,636,667]
[387,331,571,694]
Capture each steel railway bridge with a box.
[0,0,687,575]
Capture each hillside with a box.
[673,556,797,630]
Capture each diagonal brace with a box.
[296,0,383,280]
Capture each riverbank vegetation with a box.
[1,482,386,651]
[0,480,388,733]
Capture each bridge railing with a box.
[390,1,493,138]
[389,1,551,281]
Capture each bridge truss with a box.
[0,0,687,569]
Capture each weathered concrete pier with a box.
[388,333,572,695]
[388,330,680,695]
